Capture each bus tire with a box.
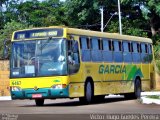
[79,81,93,104]
[35,99,44,106]
[134,78,141,99]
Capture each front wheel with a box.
[79,81,93,104]
[35,99,44,106]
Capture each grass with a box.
[146,95,160,99]
[155,60,160,75]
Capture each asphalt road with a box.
[0,96,160,120]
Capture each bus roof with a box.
[66,27,152,43]
[12,26,152,43]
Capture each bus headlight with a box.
[11,86,22,91]
[52,84,67,89]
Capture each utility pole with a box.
[118,0,122,35]
[100,6,104,32]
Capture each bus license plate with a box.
[32,94,42,98]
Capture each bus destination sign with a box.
[14,28,63,40]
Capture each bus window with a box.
[123,41,132,63]
[91,38,102,62]
[141,43,149,63]
[108,40,112,51]
[91,38,98,50]
[149,44,152,54]
[87,38,91,49]
[114,41,119,52]
[80,37,91,61]
[113,40,123,62]
[137,43,140,53]
[131,43,133,52]
[119,41,122,51]
[145,44,148,53]
[141,43,146,53]
[112,41,114,51]
[133,43,138,53]
[132,42,141,63]
[68,40,80,74]
[140,44,142,53]
[148,44,153,62]
[98,39,102,50]
[103,39,109,51]
[123,42,129,52]
[80,37,87,49]
[102,39,113,62]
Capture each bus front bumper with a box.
[10,87,69,100]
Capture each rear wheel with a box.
[79,81,93,104]
[124,78,141,99]
[134,79,141,99]
[35,99,44,106]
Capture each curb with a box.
[141,97,160,105]
[140,91,160,105]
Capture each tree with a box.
[107,19,148,37]
[64,0,103,30]
[121,0,160,37]
[0,0,21,29]
[16,0,66,27]
[0,20,30,59]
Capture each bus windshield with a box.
[10,38,67,78]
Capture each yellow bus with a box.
[9,26,155,106]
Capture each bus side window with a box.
[123,41,132,63]
[98,39,102,50]
[145,44,148,53]
[137,43,140,53]
[102,39,113,62]
[80,37,91,61]
[140,44,142,53]
[141,43,146,53]
[148,44,153,62]
[132,42,141,63]
[141,43,148,63]
[87,38,91,49]
[112,40,114,51]
[119,41,122,51]
[91,37,102,62]
[113,40,122,62]
[149,44,152,54]
[108,40,112,51]
[128,42,133,52]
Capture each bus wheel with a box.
[79,81,93,104]
[35,99,44,106]
[134,79,141,99]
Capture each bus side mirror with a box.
[3,39,10,59]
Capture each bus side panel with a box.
[141,64,151,91]
[68,65,85,98]
[89,63,104,96]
